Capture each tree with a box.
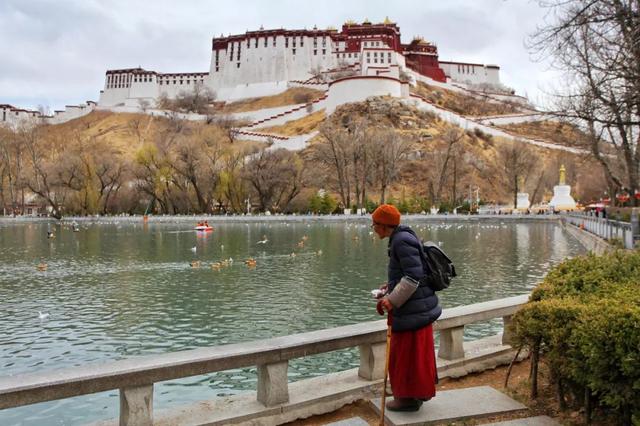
[498,141,537,208]
[370,129,412,204]
[243,149,305,212]
[529,0,640,204]
[426,127,464,207]
[314,121,354,209]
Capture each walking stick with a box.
[379,323,392,426]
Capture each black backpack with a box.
[418,241,457,291]
[399,228,457,291]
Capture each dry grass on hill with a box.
[258,110,326,136]
[219,87,324,113]
[498,120,591,149]
[42,111,245,156]
[411,82,523,117]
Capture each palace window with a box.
[300,37,303,47]
[173,80,176,84]
[264,38,267,47]
[388,52,392,61]
[237,62,240,68]
[374,52,377,57]
[187,80,190,84]
[159,80,163,85]
[322,49,326,55]
[374,58,378,63]
[255,38,258,48]
[247,39,250,48]
[215,66,219,72]
[180,80,183,84]
[285,37,288,47]
[313,49,317,55]
[366,52,370,57]
[367,58,370,63]
[292,48,296,55]
[273,36,276,46]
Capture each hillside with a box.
[302,97,606,209]
[410,81,525,117]
[0,86,609,216]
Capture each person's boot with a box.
[385,397,422,412]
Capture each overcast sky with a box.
[0,0,559,111]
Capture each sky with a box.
[0,0,560,111]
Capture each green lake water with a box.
[0,217,586,425]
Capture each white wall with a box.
[324,76,404,113]
[439,62,501,85]
[209,34,338,90]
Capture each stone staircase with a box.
[325,386,559,426]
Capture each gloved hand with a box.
[376,298,393,315]
[378,282,388,298]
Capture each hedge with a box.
[512,251,640,425]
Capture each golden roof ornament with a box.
[559,164,566,185]
[363,18,371,24]
[345,19,356,26]
[383,16,393,25]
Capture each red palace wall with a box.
[404,53,446,82]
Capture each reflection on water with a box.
[0,219,585,425]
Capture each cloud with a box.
[0,0,556,110]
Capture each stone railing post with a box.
[257,361,289,407]
[438,326,465,360]
[358,342,387,380]
[119,384,153,426]
[502,315,515,346]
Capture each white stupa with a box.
[548,165,576,211]
[516,176,530,210]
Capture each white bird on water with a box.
[38,311,49,320]
[190,246,197,253]
[256,236,268,244]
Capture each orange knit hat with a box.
[372,204,401,226]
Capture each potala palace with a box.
[1,19,508,129]
[98,18,501,107]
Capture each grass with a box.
[411,82,523,117]
[219,88,324,113]
[258,110,326,136]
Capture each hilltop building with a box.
[98,19,501,108]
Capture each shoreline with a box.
[0,213,562,224]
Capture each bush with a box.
[512,251,640,423]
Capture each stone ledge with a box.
[90,335,523,426]
[370,386,527,426]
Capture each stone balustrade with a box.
[0,294,529,425]
[564,212,638,249]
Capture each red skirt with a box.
[387,316,437,399]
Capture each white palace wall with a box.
[439,62,500,86]
[324,76,405,113]
[210,35,338,90]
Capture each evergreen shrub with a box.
[512,251,640,424]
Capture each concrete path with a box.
[484,416,560,425]
[324,417,369,426]
[370,385,526,426]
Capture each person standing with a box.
[372,204,441,412]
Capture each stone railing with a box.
[0,294,529,426]
[564,212,638,249]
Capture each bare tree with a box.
[426,127,465,206]
[498,140,537,208]
[243,149,305,212]
[529,0,640,204]
[370,129,412,204]
[314,121,354,209]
